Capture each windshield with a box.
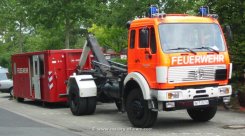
[159,23,226,53]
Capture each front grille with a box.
[168,65,226,83]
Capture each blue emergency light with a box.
[149,5,158,17]
[199,6,208,16]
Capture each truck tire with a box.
[86,97,96,115]
[187,106,217,122]
[115,99,122,112]
[126,88,158,128]
[69,88,87,116]
[17,97,24,102]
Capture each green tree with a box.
[21,0,96,49]
[208,0,245,75]
[88,24,127,52]
[163,0,206,14]
[90,0,206,52]
[0,0,29,53]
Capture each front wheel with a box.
[126,88,158,128]
[187,106,217,122]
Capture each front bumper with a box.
[151,85,232,111]
[160,97,227,111]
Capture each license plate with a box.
[193,100,209,106]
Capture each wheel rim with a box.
[131,99,144,119]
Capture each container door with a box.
[32,55,41,99]
[54,54,66,95]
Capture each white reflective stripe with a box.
[49,83,53,90]
[229,63,232,79]
[48,71,52,75]
[48,76,53,82]
[48,71,53,90]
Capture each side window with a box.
[150,27,157,54]
[139,28,149,48]
[130,30,136,49]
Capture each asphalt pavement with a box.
[0,107,81,136]
[0,93,245,136]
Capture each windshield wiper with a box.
[192,46,219,54]
[168,47,197,55]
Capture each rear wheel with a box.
[126,88,158,128]
[187,106,217,122]
[68,88,96,116]
[86,97,96,115]
[69,89,87,115]
[115,99,122,111]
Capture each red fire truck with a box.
[12,49,91,102]
[66,6,233,128]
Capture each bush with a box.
[111,58,127,65]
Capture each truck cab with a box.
[128,14,232,102]
[124,13,232,126]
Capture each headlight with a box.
[219,87,230,95]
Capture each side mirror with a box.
[225,25,233,42]
[140,27,149,48]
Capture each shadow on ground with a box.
[0,94,11,99]
[154,116,213,130]
[12,99,69,109]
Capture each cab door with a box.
[135,26,157,88]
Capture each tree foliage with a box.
[0,0,244,75]
[207,0,245,75]
[88,24,127,52]
[20,0,96,49]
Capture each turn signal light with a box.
[167,92,180,100]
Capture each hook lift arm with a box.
[77,34,127,78]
